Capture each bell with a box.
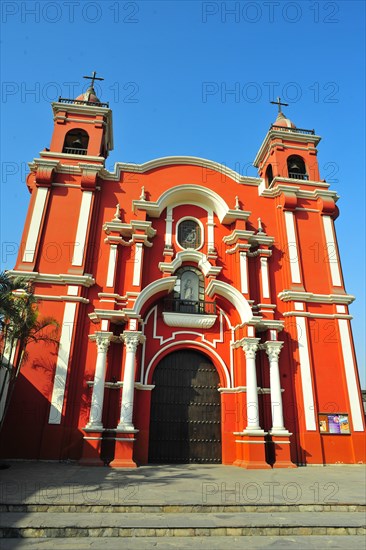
[289,161,300,172]
[72,138,83,148]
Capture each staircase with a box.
[1,502,365,549]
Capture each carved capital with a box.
[241,337,260,359]
[95,333,112,354]
[122,331,144,353]
[264,341,284,362]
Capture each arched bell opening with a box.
[287,154,308,180]
[265,163,274,186]
[62,128,89,155]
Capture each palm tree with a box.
[0,271,59,432]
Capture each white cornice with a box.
[98,156,262,185]
[278,290,355,305]
[254,129,321,167]
[159,250,222,277]
[260,183,339,202]
[37,151,105,163]
[7,270,95,287]
[283,312,352,320]
[33,294,89,304]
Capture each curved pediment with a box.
[110,156,261,185]
[133,183,250,224]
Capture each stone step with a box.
[1,535,366,550]
[1,503,364,513]
[0,511,365,538]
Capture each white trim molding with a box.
[284,210,302,284]
[72,191,93,266]
[260,257,270,299]
[6,271,95,287]
[132,184,251,224]
[206,279,254,326]
[124,277,177,318]
[162,312,217,329]
[132,243,143,287]
[22,186,49,263]
[294,316,316,431]
[240,251,248,294]
[106,245,118,288]
[100,156,261,186]
[278,290,355,305]
[337,320,364,431]
[322,215,342,287]
[48,302,77,424]
[159,249,222,277]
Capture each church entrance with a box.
[148,350,222,464]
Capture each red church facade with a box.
[1,81,365,468]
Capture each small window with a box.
[177,219,201,249]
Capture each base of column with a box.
[109,432,138,469]
[271,433,297,468]
[79,431,104,467]
[234,433,271,469]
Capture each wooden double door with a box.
[149,350,221,463]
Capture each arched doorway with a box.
[148,350,222,463]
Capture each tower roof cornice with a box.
[253,127,321,168]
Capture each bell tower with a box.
[47,71,113,161]
[254,97,321,186]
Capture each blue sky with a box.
[1,1,365,386]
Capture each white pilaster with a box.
[337,319,364,431]
[117,331,144,431]
[322,215,342,287]
[260,256,270,299]
[85,332,112,430]
[48,302,77,424]
[132,243,143,286]
[207,210,215,251]
[106,244,118,288]
[284,210,301,284]
[72,190,93,266]
[22,186,49,263]
[240,251,248,294]
[242,337,263,433]
[295,316,316,430]
[264,341,290,434]
[165,206,173,247]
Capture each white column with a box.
[117,331,143,431]
[242,337,263,433]
[86,332,112,430]
[264,341,289,434]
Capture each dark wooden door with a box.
[149,350,221,463]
